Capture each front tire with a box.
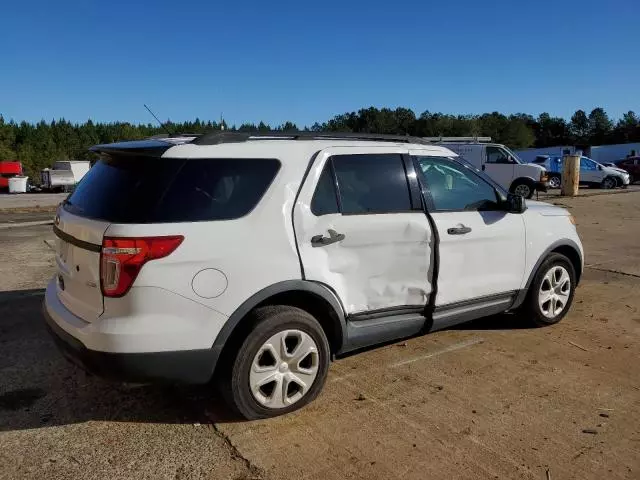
[548,174,561,189]
[510,180,535,199]
[601,176,617,189]
[522,253,576,327]
[222,306,330,420]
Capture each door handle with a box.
[447,225,472,235]
[311,229,345,247]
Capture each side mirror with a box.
[597,165,603,171]
[505,193,527,214]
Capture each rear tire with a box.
[221,305,330,420]
[548,174,561,189]
[521,253,576,327]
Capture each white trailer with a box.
[514,146,576,163]
[53,161,91,182]
[41,160,91,192]
[588,143,640,164]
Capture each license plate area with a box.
[58,238,71,264]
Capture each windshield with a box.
[447,156,508,196]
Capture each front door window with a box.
[415,156,500,211]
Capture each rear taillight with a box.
[100,236,184,297]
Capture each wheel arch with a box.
[211,281,347,378]
[612,175,625,187]
[511,240,583,310]
[509,176,536,190]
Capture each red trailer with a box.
[0,161,23,190]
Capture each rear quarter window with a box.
[64,157,280,223]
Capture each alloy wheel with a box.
[538,266,571,319]
[249,329,319,409]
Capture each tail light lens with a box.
[100,236,184,297]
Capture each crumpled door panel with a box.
[295,211,433,315]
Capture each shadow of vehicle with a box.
[0,289,534,432]
[0,289,239,433]
[450,311,533,331]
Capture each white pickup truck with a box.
[425,137,548,198]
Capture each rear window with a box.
[64,156,280,223]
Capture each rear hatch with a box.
[54,211,110,320]
[55,146,281,321]
[55,152,183,321]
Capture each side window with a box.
[580,158,597,171]
[486,146,512,164]
[416,156,500,211]
[332,154,412,214]
[311,162,339,216]
[155,158,280,222]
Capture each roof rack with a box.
[148,133,203,139]
[190,131,432,146]
[422,136,493,143]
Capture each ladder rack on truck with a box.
[422,137,493,144]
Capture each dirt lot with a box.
[0,193,66,212]
[1,192,639,480]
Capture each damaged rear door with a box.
[293,147,434,315]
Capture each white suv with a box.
[44,132,584,419]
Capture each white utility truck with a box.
[424,137,548,198]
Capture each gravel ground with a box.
[0,192,639,480]
[0,193,67,212]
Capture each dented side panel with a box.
[293,147,434,315]
[296,211,433,314]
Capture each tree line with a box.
[1,107,639,181]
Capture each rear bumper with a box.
[43,310,218,384]
[43,282,221,384]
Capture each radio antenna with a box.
[144,104,174,136]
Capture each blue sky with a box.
[1,0,638,127]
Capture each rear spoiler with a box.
[89,139,178,157]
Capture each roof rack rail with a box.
[147,133,203,145]
[147,133,203,139]
[422,136,493,143]
[191,131,432,146]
